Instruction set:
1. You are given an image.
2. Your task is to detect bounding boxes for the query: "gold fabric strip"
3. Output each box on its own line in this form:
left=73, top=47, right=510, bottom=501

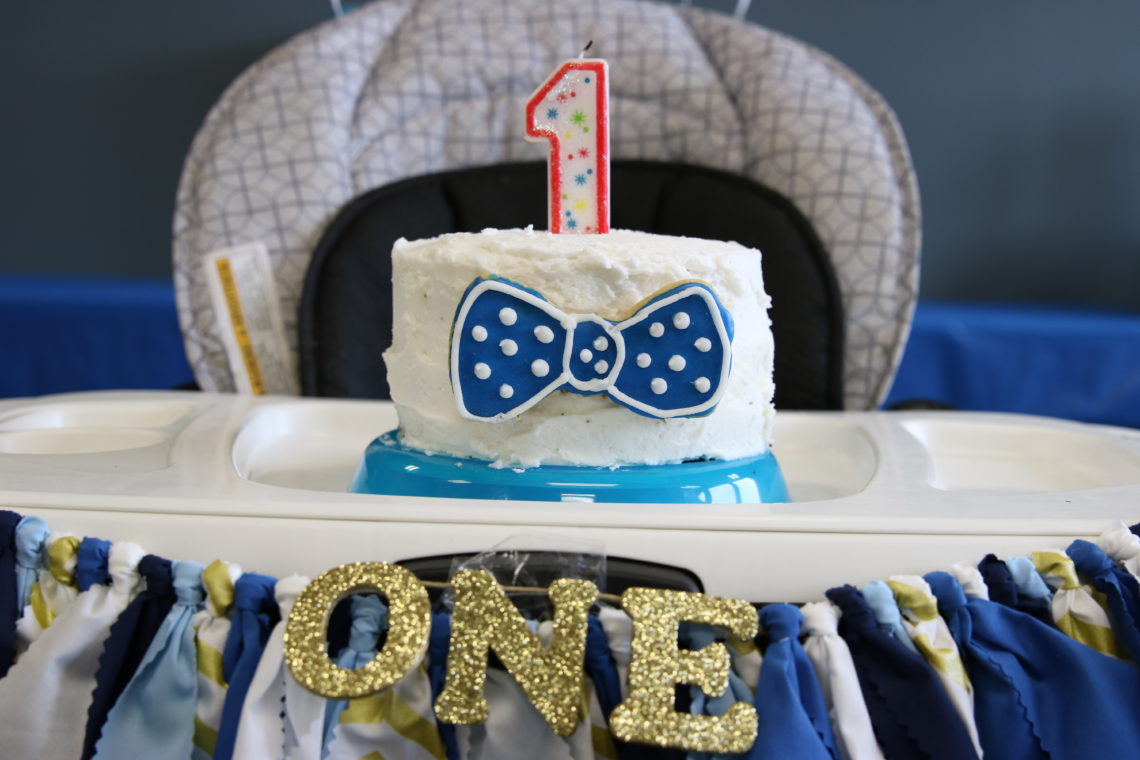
left=28, top=582, right=54, bottom=630
left=46, top=535, right=80, bottom=588
left=202, top=560, right=236, bottom=617
left=1056, top=612, right=1128, bottom=659
left=339, top=684, right=447, bottom=760
left=193, top=715, right=218, bottom=756
left=197, top=640, right=226, bottom=688
left=387, top=690, right=447, bottom=760
left=592, top=723, right=620, bottom=760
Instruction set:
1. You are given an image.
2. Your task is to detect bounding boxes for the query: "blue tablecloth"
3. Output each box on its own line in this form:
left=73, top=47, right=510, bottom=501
left=1, top=278, right=1137, bottom=428
left=0, top=276, right=193, bottom=398
left=884, top=302, right=1140, bottom=428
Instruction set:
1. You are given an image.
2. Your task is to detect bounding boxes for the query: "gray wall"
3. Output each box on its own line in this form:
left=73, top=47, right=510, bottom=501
left=2, top=0, right=1138, bottom=309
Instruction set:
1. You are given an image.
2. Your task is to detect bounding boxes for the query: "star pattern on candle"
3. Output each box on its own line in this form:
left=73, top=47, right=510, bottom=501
left=525, top=59, right=608, bottom=233
left=524, top=66, right=606, bottom=235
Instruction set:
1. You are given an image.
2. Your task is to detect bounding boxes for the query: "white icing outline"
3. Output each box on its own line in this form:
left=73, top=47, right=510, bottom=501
left=452, top=280, right=730, bottom=422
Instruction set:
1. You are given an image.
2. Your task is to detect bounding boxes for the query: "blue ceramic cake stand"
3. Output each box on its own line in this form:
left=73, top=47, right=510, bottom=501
left=350, top=431, right=789, bottom=503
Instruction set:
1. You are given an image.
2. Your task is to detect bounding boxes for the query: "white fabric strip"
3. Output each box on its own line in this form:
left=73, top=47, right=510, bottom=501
left=456, top=667, right=578, bottom=760
left=597, top=605, right=631, bottom=699
left=1097, top=520, right=1140, bottom=581
left=280, top=648, right=328, bottom=760
left=232, top=574, right=309, bottom=760
left=950, top=563, right=990, bottom=600
left=801, top=601, right=885, bottom=760
left=0, top=541, right=144, bottom=758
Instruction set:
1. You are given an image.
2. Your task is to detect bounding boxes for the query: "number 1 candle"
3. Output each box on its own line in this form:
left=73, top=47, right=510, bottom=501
left=525, top=54, right=609, bottom=234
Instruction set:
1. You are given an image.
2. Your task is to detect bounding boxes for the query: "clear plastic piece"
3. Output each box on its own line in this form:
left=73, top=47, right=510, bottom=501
left=442, top=534, right=607, bottom=618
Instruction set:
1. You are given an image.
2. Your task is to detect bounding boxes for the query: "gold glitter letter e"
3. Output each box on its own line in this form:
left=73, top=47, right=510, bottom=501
left=609, top=587, right=758, bottom=753
left=435, top=570, right=597, bottom=736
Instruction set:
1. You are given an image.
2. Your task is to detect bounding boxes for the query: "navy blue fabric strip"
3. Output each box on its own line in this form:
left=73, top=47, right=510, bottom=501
left=81, top=554, right=175, bottom=760
left=826, top=584, right=980, bottom=760
left=0, top=510, right=23, bottom=678
left=212, top=572, right=279, bottom=760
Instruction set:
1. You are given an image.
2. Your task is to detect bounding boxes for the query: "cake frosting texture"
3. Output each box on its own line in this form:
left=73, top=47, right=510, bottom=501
left=383, top=228, right=774, bottom=467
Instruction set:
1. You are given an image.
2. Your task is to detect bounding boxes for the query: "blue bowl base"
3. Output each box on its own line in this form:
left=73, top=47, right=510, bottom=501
left=350, top=431, right=789, bottom=504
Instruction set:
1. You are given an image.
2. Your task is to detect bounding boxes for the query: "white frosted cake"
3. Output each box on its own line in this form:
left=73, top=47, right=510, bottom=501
left=382, top=228, right=774, bottom=468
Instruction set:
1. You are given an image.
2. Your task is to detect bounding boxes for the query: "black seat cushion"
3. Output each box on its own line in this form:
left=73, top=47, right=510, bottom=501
left=299, top=160, right=843, bottom=410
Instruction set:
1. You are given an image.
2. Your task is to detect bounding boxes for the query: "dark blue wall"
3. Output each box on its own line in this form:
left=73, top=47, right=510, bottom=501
left=2, top=0, right=1138, bottom=310
left=729, top=0, right=1140, bottom=310
left=0, top=0, right=330, bottom=278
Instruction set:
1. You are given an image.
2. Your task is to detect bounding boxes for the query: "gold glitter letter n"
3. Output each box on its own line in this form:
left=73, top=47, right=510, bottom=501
left=434, top=570, right=597, bottom=736
left=609, top=587, right=759, bottom=753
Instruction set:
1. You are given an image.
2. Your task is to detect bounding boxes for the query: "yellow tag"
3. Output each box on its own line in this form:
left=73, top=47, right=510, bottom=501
left=214, top=257, right=266, bottom=394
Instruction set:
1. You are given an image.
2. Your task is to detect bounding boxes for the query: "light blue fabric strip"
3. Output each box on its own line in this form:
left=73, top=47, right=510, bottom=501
left=683, top=623, right=753, bottom=716
left=863, top=581, right=921, bottom=656
left=92, top=560, right=204, bottom=760
left=13, top=516, right=49, bottom=609
left=1006, top=557, right=1054, bottom=603
left=684, top=623, right=756, bottom=760
left=321, top=594, right=388, bottom=758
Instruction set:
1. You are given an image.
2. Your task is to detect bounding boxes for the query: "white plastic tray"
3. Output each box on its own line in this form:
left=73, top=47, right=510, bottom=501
left=1, top=391, right=1137, bottom=600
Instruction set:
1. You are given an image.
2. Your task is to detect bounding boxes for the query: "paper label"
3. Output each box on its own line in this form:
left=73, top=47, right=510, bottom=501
left=204, top=243, right=298, bottom=395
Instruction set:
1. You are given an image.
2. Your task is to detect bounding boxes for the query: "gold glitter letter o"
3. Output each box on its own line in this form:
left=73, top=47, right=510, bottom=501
left=609, top=587, right=759, bottom=753
left=284, top=562, right=430, bottom=699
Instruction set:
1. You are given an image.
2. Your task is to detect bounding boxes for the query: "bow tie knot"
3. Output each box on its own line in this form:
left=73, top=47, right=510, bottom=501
left=450, top=277, right=734, bottom=422
left=566, top=317, right=620, bottom=389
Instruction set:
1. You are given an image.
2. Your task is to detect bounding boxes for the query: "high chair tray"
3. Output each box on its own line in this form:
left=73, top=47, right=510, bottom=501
left=1, top=391, right=1137, bottom=600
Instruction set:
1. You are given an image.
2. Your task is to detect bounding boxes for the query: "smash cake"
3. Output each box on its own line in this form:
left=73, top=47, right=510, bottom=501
left=351, top=55, right=787, bottom=502
left=383, top=228, right=774, bottom=468
left=350, top=227, right=787, bottom=502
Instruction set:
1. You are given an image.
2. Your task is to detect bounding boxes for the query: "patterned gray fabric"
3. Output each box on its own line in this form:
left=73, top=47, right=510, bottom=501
left=174, top=0, right=919, bottom=409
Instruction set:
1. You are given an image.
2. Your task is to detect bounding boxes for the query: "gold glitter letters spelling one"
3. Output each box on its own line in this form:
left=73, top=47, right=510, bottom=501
left=284, top=562, right=431, bottom=699
left=284, top=562, right=761, bottom=751
left=609, top=587, right=759, bottom=753
left=434, top=570, right=597, bottom=736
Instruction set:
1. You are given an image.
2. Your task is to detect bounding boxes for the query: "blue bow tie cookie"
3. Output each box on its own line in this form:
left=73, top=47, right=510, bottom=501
left=450, top=276, right=734, bottom=421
